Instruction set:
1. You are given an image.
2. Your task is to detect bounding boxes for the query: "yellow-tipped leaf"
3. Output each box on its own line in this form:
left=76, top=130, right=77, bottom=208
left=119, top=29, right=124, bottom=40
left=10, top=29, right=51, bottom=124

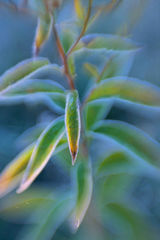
left=0, top=144, right=34, bottom=198
left=74, top=0, right=85, bottom=21
left=33, top=14, right=52, bottom=56
left=65, top=90, right=81, bottom=165
left=17, top=117, right=65, bottom=193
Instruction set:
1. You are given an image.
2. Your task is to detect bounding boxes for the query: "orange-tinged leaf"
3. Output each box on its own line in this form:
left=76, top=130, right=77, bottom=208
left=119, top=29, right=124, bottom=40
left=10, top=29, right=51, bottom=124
left=74, top=0, right=85, bottom=20
left=0, top=144, right=34, bottom=198
left=17, top=117, right=65, bottom=193
left=65, top=90, right=81, bottom=165
left=33, top=14, right=52, bottom=56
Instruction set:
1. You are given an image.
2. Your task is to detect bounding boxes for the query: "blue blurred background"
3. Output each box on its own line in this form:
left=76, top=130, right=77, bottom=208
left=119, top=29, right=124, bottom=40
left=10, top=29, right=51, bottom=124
left=0, top=0, right=160, bottom=239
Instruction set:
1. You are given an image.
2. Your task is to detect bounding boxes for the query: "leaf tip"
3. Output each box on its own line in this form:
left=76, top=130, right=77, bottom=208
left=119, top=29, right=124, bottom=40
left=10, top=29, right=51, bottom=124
left=71, top=150, right=77, bottom=165
left=71, top=218, right=80, bottom=232
left=33, top=45, right=40, bottom=58
left=16, top=179, right=30, bottom=194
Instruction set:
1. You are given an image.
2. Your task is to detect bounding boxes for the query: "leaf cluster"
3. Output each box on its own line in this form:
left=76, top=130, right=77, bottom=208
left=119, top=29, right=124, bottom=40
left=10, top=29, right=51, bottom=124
left=0, top=1, right=159, bottom=239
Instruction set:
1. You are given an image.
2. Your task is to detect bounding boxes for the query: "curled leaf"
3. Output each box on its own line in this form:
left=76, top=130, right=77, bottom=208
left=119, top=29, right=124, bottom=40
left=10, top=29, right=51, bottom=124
left=0, top=144, right=34, bottom=198
left=71, top=158, right=93, bottom=230
left=17, top=117, right=65, bottom=193
left=65, top=90, right=81, bottom=165
left=0, top=58, right=49, bottom=91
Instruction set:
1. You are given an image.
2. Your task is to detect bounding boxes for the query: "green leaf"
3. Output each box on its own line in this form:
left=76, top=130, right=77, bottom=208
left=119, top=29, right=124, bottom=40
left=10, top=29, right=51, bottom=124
left=78, top=34, right=138, bottom=51
left=0, top=187, right=54, bottom=223
left=0, top=79, right=66, bottom=113
left=16, top=122, right=50, bottom=148
left=60, top=28, right=77, bottom=54
left=0, top=144, right=34, bottom=198
left=20, top=64, right=63, bottom=81
left=68, top=55, right=76, bottom=77
left=0, top=79, right=65, bottom=97
left=33, top=14, right=52, bottom=56
left=97, top=151, right=146, bottom=177
left=71, top=158, right=93, bottom=230
left=65, top=90, right=81, bottom=165
left=16, top=122, right=67, bottom=152
left=46, top=93, right=66, bottom=112
left=98, top=51, right=136, bottom=80
left=103, top=203, right=153, bottom=240
left=20, top=194, right=74, bottom=240
left=71, top=48, right=135, bottom=99
left=0, top=58, right=49, bottom=91
left=96, top=173, right=134, bottom=206
left=92, top=120, right=160, bottom=168
left=87, top=77, right=160, bottom=107
left=17, top=117, right=65, bottom=193
left=84, top=99, right=113, bottom=130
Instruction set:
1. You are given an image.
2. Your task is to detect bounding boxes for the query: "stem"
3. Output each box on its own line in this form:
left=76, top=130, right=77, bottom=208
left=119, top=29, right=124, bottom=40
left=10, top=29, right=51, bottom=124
left=52, top=24, right=75, bottom=90
left=67, top=0, right=93, bottom=56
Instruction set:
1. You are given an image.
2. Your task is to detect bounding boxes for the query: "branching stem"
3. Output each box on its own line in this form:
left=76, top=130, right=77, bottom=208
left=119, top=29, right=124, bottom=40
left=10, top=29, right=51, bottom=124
left=67, top=0, right=93, bottom=56
left=52, top=24, right=75, bottom=90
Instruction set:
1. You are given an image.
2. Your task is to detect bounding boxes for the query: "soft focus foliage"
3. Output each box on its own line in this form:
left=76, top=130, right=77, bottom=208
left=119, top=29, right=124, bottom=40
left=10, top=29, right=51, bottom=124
left=0, top=0, right=160, bottom=240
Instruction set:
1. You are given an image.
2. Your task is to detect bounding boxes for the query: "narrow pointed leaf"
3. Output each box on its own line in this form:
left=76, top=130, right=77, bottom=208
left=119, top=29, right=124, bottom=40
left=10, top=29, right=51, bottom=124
left=92, top=120, right=160, bottom=168
left=16, top=122, right=67, bottom=151
left=0, top=58, right=49, bottom=91
left=74, top=0, right=85, bottom=20
left=87, top=77, right=160, bottom=107
left=0, top=79, right=64, bottom=97
left=33, top=14, right=52, bottom=56
left=17, top=117, right=65, bottom=193
left=16, top=122, right=50, bottom=148
left=71, top=159, right=93, bottom=230
left=65, top=90, right=81, bottom=165
left=0, top=144, right=34, bottom=198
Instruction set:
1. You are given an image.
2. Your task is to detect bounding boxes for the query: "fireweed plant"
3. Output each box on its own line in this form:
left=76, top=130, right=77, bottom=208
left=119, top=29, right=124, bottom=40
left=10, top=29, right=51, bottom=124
left=0, top=0, right=160, bottom=239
